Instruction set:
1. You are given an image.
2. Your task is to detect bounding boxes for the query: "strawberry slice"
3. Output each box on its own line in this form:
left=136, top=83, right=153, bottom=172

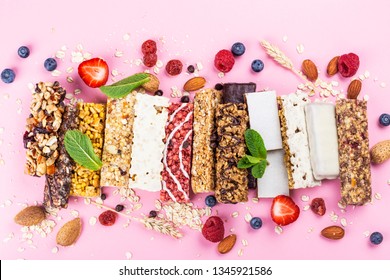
left=271, top=195, right=300, bottom=226
left=78, top=58, right=109, bottom=88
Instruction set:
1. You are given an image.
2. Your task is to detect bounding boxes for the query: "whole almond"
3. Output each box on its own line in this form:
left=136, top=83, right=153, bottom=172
left=217, top=234, right=237, bottom=254
left=370, top=140, right=390, bottom=164
left=327, top=56, right=339, bottom=76
left=321, top=226, right=345, bottom=240
left=14, top=206, right=46, bottom=226
left=56, top=217, right=82, bottom=246
left=141, top=74, right=160, bottom=93
left=301, top=59, right=318, bottom=82
left=183, top=77, right=206, bottom=92
left=347, top=79, right=362, bottom=99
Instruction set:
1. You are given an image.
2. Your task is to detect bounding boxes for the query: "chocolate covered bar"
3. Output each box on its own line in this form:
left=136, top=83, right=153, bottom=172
left=336, top=99, right=371, bottom=205
left=191, top=89, right=222, bottom=193
left=222, top=82, right=256, bottom=103
left=24, top=81, right=66, bottom=176
left=43, top=105, right=78, bottom=209
left=161, top=103, right=194, bottom=203
left=100, top=94, right=136, bottom=187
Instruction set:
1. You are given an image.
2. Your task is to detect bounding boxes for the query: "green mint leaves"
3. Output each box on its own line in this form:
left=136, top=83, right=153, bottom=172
left=64, top=130, right=102, bottom=171
left=100, top=73, right=150, bottom=99
left=237, top=129, right=268, bottom=178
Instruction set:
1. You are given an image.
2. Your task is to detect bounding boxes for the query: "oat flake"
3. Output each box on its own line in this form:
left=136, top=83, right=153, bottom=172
left=380, top=82, right=386, bottom=88
left=244, top=213, right=252, bottom=223
left=340, top=218, right=347, bottom=227
left=374, top=193, right=382, bottom=200
left=238, top=249, right=243, bottom=257
left=89, top=216, right=97, bottom=226
left=275, top=225, right=283, bottom=234
left=231, top=211, right=239, bottom=218
left=296, top=44, right=305, bottom=54
left=52, top=246, right=59, bottom=254
left=303, top=205, right=310, bottom=211
left=301, top=195, right=309, bottom=202
left=125, top=251, right=133, bottom=259
left=71, top=210, right=79, bottom=217
left=363, top=230, right=370, bottom=237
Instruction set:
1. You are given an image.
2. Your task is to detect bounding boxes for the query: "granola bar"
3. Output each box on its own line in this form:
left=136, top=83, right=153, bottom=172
left=43, top=105, right=78, bottom=209
left=215, top=103, right=249, bottom=203
left=24, top=81, right=66, bottom=176
left=100, top=94, right=136, bottom=187
left=336, top=99, right=372, bottom=205
left=191, top=89, right=222, bottom=193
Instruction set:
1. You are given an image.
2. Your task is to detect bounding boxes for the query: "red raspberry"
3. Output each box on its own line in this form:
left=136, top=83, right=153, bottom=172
left=214, top=49, right=235, bottom=73
left=166, top=59, right=183, bottom=76
left=98, top=210, right=117, bottom=226
left=141, top=39, right=157, bottom=55
left=202, top=216, right=225, bottom=242
left=143, top=53, right=158, bottom=67
left=338, top=53, right=360, bottom=77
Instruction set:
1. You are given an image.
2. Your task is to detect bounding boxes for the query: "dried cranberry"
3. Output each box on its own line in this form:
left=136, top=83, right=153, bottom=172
left=166, top=59, right=183, bottom=76
left=310, top=198, right=326, bottom=216
left=214, top=49, right=235, bottom=73
left=338, top=53, right=360, bottom=78
left=143, top=53, right=157, bottom=67
left=141, top=39, right=157, bottom=55
left=98, top=210, right=117, bottom=226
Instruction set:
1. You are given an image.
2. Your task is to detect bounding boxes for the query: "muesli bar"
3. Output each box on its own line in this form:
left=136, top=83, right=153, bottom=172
left=43, top=105, right=78, bottom=209
left=336, top=99, right=372, bottom=205
left=70, top=103, right=106, bottom=197
left=191, top=89, right=222, bottom=193
left=24, top=81, right=66, bottom=176
left=161, top=103, right=194, bottom=203
left=100, top=94, right=136, bottom=187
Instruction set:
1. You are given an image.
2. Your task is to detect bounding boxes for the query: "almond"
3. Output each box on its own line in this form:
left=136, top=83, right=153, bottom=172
left=217, top=234, right=236, bottom=254
left=370, top=140, right=390, bottom=164
left=321, top=225, right=345, bottom=240
left=183, top=77, right=206, bottom=92
left=327, top=56, right=339, bottom=76
left=141, top=74, right=160, bottom=93
left=56, top=217, right=82, bottom=246
left=347, top=79, right=362, bottom=99
left=301, top=59, right=318, bottom=82
left=14, top=206, right=46, bottom=226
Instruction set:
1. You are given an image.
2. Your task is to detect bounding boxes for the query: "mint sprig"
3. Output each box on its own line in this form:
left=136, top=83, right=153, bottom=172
left=237, top=129, right=268, bottom=178
left=99, top=73, right=150, bottom=99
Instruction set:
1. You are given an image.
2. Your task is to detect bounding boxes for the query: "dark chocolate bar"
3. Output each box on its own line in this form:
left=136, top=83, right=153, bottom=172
left=222, top=82, right=256, bottom=104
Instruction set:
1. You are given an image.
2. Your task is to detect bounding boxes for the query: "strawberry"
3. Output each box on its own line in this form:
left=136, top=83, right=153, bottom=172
left=271, top=195, right=300, bottom=226
left=78, top=58, right=109, bottom=88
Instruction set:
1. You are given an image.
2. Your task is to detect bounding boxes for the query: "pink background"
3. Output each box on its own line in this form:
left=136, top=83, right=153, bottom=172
left=0, top=0, right=389, bottom=260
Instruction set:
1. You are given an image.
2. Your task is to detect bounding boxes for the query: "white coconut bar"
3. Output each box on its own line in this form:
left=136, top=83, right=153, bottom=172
left=129, top=93, right=169, bottom=191
left=304, top=102, right=339, bottom=180
left=279, top=92, right=321, bottom=189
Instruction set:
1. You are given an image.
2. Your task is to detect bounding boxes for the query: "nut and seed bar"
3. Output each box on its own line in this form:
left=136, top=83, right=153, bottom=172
left=100, top=94, right=136, bottom=187
left=24, top=81, right=66, bottom=176
left=336, top=99, right=372, bottom=205
left=161, top=103, right=194, bottom=203
left=43, top=105, right=78, bottom=209
left=215, top=103, right=249, bottom=203
left=191, top=89, right=222, bottom=193
left=70, top=103, right=106, bottom=197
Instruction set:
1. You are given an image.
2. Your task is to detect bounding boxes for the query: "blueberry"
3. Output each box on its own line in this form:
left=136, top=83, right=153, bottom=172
left=214, top=83, right=223, bottom=90
left=44, top=58, right=57, bottom=71
left=250, top=217, right=262, bottom=229
left=18, top=46, right=30, bottom=58
left=370, top=232, right=383, bottom=245
left=149, top=210, right=157, bottom=218
left=115, top=204, right=124, bottom=212
left=1, top=68, right=15, bottom=83
left=154, top=90, right=163, bottom=96
left=187, top=65, right=195, bottom=73
left=231, top=42, right=246, bottom=56
left=379, top=113, right=390, bottom=126
left=181, top=95, right=190, bottom=103
left=205, top=195, right=217, bottom=207
left=100, top=193, right=107, bottom=200
left=251, top=59, right=264, bottom=73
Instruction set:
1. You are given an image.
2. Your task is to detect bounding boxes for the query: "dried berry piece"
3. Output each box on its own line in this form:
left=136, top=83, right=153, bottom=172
left=202, top=216, right=225, bottom=243
left=98, top=210, right=117, bottom=226
left=338, top=53, right=360, bottom=78
left=310, top=197, right=326, bottom=216
left=149, top=210, right=157, bottom=218
left=166, top=59, right=183, bottom=76
left=214, top=50, right=235, bottom=73
left=143, top=53, right=158, bottom=67
left=141, top=40, right=157, bottom=55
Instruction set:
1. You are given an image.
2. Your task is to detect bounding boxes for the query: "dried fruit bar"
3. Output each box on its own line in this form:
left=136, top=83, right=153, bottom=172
left=277, top=92, right=320, bottom=189
left=129, top=93, right=169, bottom=191
left=24, top=81, right=66, bottom=176
left=336, top=99, right=371, bottom=205
left=100, top=94, right=136, bottom=187
left=70, top=103, right=106, bottom=197
left=44, top=105, right=78, bottom=209
left=161, top=103, right=194, bottom=203
left=191, top=89, right=222, bottom=193
left=215, top=103, right=249, bottom=203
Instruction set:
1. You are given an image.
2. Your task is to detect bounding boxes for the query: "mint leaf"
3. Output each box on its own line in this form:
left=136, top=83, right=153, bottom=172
left=100, top=73, right=150, bottom=98
left=246, top=155, right=261, bottom=164
left=237, top=156, right=257, bottom=169
left=245, top=129, right=267, bottom=159
left=251, top=160, right=267, bottom=178
left=64, top=130, right=102, bottom=171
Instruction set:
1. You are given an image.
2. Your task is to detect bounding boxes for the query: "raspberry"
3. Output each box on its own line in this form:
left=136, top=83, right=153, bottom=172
left=338, top=53, right=359, bottom=78
left=143, top=53, right=158, bottom=67
left=98, top=210, right=117, bottom=226
left=214, top=49, right=235, bottom=73
left=166, top=59, right=183, bottom=76
left=202, top=216, right=224, bottom=242
left=141, top=39, right=157, bottom=55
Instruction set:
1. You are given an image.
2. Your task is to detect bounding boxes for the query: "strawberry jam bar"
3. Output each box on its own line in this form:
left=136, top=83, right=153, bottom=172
left=161, top=103, right=194, bottom=203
